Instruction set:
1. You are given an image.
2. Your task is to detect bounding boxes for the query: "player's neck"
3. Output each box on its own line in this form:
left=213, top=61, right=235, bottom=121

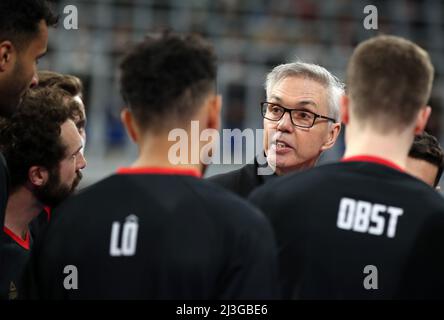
left=4, top=187, right=43, bottom=239
left=343, top=125, right=413, bottom=169
left=133, top=139, right=203, bottom=173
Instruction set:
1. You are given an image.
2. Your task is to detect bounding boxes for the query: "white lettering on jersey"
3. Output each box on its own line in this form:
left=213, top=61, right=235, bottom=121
left=110, top=215, right=139, bottom=257
left=337, top=197, right=403, bottom=238
left=386, top=207, right=403, bottom=238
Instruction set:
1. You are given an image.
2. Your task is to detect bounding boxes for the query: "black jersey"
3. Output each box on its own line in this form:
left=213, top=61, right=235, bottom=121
left=0, top=152, right=9, bottom=234
left=0, top=227, right=32, bottom=300
left=0, top=153, right=10, bottom=292
left=24, top=167, right=279, bottom=300
left=249, top=156, right=444, bottom=299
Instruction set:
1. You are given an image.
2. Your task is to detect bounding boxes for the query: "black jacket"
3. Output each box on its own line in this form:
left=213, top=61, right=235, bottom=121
left=0, top=153, right=9, bottom=227
left=208, top=154, right=277, bottom=198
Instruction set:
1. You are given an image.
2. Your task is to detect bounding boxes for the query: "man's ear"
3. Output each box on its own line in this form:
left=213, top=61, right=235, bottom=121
left=120, top=108, right=140, bottom=143
left=414, top=105, right=432, bottom=135
left=321, top=122, right=341, bottom=151
left=206, top=94, right=222, bottom=132
left=28, top=166, right=49, bottom=187
left=0, top=41, right=14, bottom=72
left=340, top=94, right=349, bottom=125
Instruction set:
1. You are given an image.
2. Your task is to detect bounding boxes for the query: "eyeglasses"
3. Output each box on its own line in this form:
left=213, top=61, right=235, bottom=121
left=261, top=102, right=336, bottom=128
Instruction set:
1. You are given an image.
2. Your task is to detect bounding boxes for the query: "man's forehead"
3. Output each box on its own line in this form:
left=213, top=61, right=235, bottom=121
left=61, top=120, right=83, bottom=150
left=269, top=76, right=328, bottom=106
left=270, top=76, right=328, bottom=97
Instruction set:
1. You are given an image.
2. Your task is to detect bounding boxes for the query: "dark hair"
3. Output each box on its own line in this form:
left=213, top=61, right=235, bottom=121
left=0, top=0, right=58, bottom=49
left=119, top=32, right=217, bottom=131
left=347, top=35, right=434, bottom=132
left=36, top=71, right=85, bottom=129
left=0, top=88, right=71, bottom=190
left=409, top=132, right=444, bottom=187
left=37, top=71, right=83, bottom=97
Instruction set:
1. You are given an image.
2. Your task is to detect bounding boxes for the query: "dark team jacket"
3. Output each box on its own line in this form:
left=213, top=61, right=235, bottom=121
left=208, top=154, right=277, bottom=198
left=0, top=153, right=8, bottom=230
left=0, top=206, right=48, bottom=300
left=0, top=153, right=10, bottom=291
left=249, top=155, right=444, bottom=299
left=0, top=227, right=32, bottom=300
left=24, top=167, right=279, bottom=300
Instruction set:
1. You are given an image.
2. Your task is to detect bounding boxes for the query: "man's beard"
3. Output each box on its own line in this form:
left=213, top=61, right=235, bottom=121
left=33, top=169, right=83, bottom=208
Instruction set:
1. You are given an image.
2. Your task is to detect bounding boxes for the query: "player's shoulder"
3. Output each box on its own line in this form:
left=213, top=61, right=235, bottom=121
left=188, top=177, right=272, bottom=227
left=57, top=173, right=269, bottom=229
left=250, top=162, right=340, bottom=200
left=70, top=174, right=121, bottom=199
left=208, top=163, right=256, bottom=184
left=50, top=174, right=127, bottom=215
left=277, top=161, right=342, bottom=185
left=408, top=180, right=444, bottom=211
left=191, top=177, right=263, bottom=209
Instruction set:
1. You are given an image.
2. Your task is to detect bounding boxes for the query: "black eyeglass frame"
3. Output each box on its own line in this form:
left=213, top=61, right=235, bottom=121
left=260, top=101, right=337, bottom=128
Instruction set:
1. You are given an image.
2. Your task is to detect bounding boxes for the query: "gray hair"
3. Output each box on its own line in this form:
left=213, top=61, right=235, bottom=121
left=265, top=61, right=345, bottom=121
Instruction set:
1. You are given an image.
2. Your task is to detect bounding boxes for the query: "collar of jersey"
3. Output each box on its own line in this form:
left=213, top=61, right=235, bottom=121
left=3, top=226, right=30, bottom=250
left=44, top=206, right=51, bottom=221
left=341, top=155, right=405, bottom=172
left=116, top=167, right=202, bottom=178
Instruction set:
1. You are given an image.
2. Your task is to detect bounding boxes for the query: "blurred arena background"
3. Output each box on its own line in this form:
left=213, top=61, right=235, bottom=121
left=40, top=0, right=444, bottom=187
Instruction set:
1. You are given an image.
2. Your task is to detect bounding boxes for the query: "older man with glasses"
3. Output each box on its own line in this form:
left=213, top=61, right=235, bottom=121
left=209, top=61, right=344, bottom=198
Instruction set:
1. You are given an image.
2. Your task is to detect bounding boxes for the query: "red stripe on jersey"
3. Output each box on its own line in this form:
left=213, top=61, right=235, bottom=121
left=342, top=155, right=405, bottom=172
left=44, top=206, right=51, bottom=221
left=3, top=226, right=30, bottom=250
left=117, top=167, right=202, bottom=178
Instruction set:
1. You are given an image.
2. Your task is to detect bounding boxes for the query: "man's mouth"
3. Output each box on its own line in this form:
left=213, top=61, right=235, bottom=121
left=274, top=139, right=293, bottom=149
left=276, top=141, right=290, bottom=149
left=270, top=139, right=293, bottom=154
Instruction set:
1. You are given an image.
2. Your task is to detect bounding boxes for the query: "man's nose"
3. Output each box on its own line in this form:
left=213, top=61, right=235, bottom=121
left=77, top=151, right=87, bottom=170
left=277, top=111, right=294, bottom=132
